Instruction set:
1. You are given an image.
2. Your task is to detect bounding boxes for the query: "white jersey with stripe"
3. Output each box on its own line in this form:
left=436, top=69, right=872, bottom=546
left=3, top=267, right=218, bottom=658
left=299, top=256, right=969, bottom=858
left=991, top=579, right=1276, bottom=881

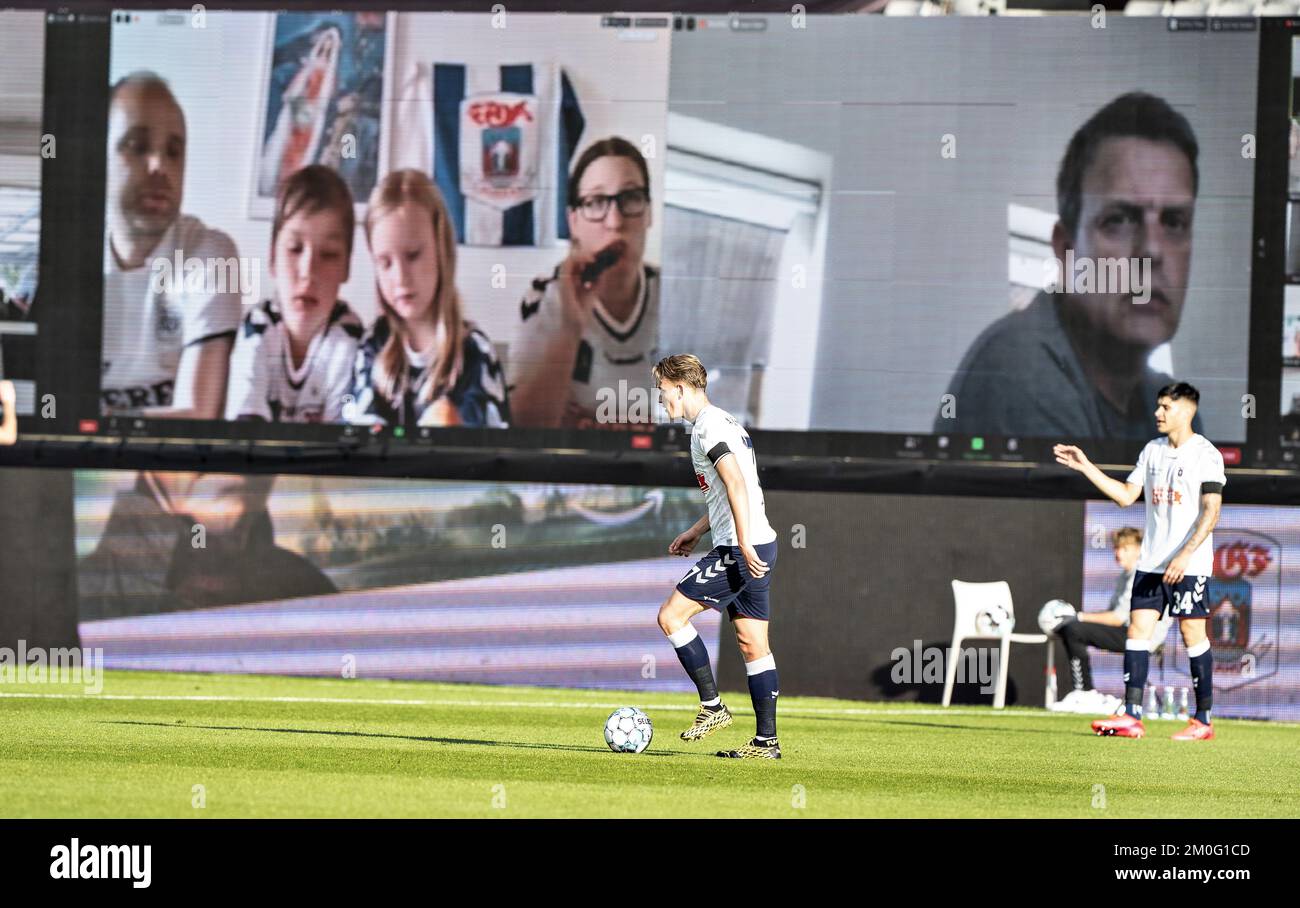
left=224, top=298, right=363, bottom=423
left=1126, top=434, right=1227, bottom=576
left=689, top=404, right=776, bottom=548
left=514, top=263, right=659, bottom=427
left=101, top=215, right=242, bottom=413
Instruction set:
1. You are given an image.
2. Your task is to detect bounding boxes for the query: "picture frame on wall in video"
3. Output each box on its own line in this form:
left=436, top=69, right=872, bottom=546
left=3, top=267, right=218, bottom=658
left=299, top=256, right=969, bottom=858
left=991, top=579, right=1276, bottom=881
left=250, top=10, right=393, bottom=219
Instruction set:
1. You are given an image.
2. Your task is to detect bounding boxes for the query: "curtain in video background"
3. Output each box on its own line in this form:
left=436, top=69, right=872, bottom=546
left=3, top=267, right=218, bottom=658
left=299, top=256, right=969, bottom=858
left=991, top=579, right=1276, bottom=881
left=659, top=206, right=785, bottom=426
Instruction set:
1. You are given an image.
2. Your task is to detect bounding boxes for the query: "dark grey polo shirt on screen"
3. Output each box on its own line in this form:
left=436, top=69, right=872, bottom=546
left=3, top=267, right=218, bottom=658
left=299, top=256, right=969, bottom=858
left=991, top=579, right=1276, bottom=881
left=934, top=291, right=1201, bottom=440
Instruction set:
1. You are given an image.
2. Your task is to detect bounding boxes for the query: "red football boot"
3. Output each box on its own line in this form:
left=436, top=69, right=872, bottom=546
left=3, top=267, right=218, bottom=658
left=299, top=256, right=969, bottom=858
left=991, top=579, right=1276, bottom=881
left=1091, top=712, right=1146, bottom=738
left=1171, top=718, right=1215, bottom=741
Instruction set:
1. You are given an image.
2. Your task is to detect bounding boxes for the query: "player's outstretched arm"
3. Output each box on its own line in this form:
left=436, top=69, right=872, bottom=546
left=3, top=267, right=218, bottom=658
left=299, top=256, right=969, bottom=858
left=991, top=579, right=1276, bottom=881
left=1053, top=444, right=1142, bottom=507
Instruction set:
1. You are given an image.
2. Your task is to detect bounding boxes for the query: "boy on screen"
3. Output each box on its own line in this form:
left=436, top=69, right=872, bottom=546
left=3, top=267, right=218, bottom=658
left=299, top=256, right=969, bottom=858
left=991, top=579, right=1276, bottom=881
left=1054, top=382, right=1224, bottom=741
left=225, top=166, right=363, bottom=423
left=654, top=354, right=782, bottom=759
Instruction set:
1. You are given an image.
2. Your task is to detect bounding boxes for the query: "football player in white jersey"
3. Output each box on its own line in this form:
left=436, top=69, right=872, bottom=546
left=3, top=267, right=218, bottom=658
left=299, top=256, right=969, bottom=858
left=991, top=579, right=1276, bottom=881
left=653, top=354, right=783, bottom=759
left=102, top=72, right=241, bottom=419
left=1055, top=382, right=1225, bottom=741
left=510, top=138, right=659, bottom=429
left=225, top=166, right=363, bottom=423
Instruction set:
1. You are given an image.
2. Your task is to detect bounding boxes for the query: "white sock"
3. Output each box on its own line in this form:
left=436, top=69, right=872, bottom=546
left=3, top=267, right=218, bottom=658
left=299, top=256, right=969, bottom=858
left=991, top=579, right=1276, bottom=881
left=666, top=623, right=699, bottom=648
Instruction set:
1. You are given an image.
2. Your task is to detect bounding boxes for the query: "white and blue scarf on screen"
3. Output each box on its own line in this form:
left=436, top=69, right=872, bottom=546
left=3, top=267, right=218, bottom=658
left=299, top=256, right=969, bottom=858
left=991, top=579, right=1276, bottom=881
left=432, top=62, right=585, bottom=247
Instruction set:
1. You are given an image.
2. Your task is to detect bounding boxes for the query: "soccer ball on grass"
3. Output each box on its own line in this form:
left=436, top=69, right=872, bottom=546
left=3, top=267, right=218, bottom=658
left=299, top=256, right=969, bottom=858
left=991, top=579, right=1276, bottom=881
left=604, top=707, right=653, bottom=753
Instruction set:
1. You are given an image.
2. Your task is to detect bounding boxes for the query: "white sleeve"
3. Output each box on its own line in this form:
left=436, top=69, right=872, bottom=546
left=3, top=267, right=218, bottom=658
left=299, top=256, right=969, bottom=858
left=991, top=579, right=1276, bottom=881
left=1202, top=447, right=1227, bottom=489
left=511, top=276, right=566, bottom=368
left=692, top=412, right=714, bottom=461
left=223, top=320, right=272, bottom=421
left=182, top=227, right=243, bottom=347
left=697, top=412, right=738, bottom=466
left=1125, top=443, right=1150, bottom=487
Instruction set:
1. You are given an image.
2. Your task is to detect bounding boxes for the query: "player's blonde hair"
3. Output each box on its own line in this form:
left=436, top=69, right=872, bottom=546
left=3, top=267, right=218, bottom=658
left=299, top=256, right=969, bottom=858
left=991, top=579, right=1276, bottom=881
left=652, top=354, right=707, bottom=390
left=1112, top=527, right=1142, bottom=548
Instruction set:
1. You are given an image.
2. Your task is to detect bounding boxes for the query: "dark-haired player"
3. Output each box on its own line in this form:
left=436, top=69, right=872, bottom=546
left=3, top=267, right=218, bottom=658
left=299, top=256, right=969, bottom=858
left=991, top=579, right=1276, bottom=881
left=1055, top=382, right=1224, bottom=741
left=654, top=353, right=782, bottom=759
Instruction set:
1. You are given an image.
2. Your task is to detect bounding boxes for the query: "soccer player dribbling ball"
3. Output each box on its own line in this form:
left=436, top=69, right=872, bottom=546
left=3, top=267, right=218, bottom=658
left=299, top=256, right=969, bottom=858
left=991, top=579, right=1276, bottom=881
left=653, top=354, right=782, bottom=759
left=1054, top=382, right=1225, bottom=741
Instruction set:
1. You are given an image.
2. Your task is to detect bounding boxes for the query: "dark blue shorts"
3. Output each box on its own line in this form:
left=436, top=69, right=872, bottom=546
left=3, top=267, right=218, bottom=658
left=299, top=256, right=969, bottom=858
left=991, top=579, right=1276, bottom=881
left=1131, top=569, right=1211, bottom=619
left=675, top=541, right=778, bottom=621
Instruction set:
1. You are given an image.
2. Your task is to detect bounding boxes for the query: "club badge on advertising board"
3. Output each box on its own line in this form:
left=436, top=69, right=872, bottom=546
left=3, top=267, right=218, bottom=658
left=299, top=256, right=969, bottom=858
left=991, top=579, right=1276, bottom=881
left=1205, top=531, right=1280, bottom=690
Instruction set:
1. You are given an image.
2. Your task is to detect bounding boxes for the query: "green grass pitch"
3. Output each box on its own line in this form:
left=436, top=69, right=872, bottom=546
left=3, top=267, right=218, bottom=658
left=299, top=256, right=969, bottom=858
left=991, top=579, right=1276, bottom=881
left=3, top=670, right=1298, bottom=818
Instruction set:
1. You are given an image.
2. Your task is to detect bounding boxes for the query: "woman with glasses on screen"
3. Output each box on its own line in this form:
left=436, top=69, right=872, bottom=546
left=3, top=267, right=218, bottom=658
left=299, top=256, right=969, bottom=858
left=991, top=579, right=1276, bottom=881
left=509, top=137, right=660, bottom=429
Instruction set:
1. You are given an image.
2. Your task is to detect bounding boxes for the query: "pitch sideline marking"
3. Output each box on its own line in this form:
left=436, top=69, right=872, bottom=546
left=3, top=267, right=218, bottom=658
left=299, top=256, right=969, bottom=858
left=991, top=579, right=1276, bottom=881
left=1, top=690, right=1295, bottom=726
left=0, top=690, right=1052, bottom=717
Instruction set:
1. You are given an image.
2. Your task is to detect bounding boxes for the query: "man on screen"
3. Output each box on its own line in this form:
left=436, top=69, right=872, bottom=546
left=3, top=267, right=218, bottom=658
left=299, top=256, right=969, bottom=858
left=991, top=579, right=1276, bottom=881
left=78, top=471, right=336, bottom=620
left=102, top=71, right=242, bottom=420
left=936, top=92, right=1203, bottom=441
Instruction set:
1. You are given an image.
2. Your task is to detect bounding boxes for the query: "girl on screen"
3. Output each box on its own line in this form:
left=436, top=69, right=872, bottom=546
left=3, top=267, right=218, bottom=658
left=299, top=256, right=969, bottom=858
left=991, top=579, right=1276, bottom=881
left=348, top=169, right=509, bottom=428
left=225, top=165, right=364, bottom=423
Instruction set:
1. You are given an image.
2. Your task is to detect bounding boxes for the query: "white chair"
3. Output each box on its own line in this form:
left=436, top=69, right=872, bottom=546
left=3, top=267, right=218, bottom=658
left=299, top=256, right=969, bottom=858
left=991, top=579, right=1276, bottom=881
left=943, top=580, right=1051, bottom=709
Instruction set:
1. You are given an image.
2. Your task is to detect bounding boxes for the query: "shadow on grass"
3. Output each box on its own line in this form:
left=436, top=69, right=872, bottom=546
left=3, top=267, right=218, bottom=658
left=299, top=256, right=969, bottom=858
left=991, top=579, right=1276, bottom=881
left=853, top=718, right=1071, bottom=735
left=778, top=713, right=1069, bottom=735
left=103, top=720, right=682, bottom=758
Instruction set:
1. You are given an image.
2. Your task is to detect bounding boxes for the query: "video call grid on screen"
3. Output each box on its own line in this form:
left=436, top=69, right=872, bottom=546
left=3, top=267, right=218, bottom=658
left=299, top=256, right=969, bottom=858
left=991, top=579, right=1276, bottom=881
left=0, top=10, right=45, bottom=415
left=70, top=12, right=1265, bottom=456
